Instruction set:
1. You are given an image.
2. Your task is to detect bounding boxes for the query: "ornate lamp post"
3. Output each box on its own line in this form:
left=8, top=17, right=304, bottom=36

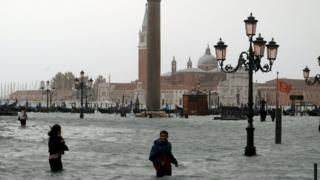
left=40, top=80, right=55, bottom=112
left=303, top=56, right=320, bottom=85
left=303, top=56, right=320, bottom=131
left=214, top=13, right=279, bottom=156
left=74, top=71, right=93, bottom=119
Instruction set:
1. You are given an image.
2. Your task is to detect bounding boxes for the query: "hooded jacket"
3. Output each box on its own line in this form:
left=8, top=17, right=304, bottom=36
left=149, top=138, right=177, bottom=165
left=48, top=135, right=69, bottom=155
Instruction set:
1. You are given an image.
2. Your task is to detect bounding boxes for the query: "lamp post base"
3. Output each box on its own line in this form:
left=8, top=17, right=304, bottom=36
left=244, top=126, right=256, bottom=156
left=80, top=113, right=84, bottom=119
left=245, top=146, right=256, bottom=156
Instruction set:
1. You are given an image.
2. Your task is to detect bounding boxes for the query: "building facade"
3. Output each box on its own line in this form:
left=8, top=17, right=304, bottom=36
left=217, top=67, right=256, bottom=106
left=257, top=79, right=320, bottom=107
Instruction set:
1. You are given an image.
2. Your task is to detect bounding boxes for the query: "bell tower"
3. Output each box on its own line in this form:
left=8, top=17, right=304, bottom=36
left=138, top=3, right=148, bottom=83
left=171, top=56, right=177, bottom=74
left=187, top=57, right=192, bottom=68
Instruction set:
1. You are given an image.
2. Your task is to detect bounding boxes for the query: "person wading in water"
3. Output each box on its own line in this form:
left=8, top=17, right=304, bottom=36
left=18, top=107, right=27, bottom=127
left=48, top=124, right=69, bottom=172
left=149, top=130, right=178, bottom=177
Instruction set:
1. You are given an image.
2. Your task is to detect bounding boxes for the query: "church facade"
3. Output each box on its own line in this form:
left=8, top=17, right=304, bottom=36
left=97, top=4, right=252, bottom=108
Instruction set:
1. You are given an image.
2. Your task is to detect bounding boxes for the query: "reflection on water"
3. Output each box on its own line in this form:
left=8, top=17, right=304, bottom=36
left=0, top=113, right=319, bottom=180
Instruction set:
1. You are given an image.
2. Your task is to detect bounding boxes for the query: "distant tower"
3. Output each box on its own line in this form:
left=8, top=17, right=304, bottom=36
left=171, top=56, right=177, bottom=74
left=187, top=57, right=192, bottom=68
left=138, top=3, right=148, bottom=83
left=108, top=73, right=111, bottom=93
left=146, top=0, right=161, bottom=110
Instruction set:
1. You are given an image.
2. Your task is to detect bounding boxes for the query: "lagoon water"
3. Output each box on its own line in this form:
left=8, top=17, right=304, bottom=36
left=0, top=113, right=319, bottom=180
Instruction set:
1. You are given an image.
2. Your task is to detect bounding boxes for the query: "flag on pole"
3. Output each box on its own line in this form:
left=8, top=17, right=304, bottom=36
left=277, top=80, right=291, bottom=94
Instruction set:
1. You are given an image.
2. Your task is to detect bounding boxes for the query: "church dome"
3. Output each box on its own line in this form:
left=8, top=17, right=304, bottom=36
left=197, top=46, right=218, bottom=71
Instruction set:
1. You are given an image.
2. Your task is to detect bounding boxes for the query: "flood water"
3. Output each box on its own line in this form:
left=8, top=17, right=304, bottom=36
left=0, top=113, right=319, bottom=180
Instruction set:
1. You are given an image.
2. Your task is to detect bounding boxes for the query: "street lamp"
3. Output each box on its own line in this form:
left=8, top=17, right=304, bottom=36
left=303, top=56, right=320, bottom=85
left=74, top=70, right=93, bottom=119
left=40, top=80, right=55, bottom=112
left=214, top=13, right=279, bottom=156
left=303, top=56, right=320, bottom=132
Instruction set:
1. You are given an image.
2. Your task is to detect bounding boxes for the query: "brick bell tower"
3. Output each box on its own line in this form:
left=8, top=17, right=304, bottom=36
left=138, top=3, right=148, bottom=83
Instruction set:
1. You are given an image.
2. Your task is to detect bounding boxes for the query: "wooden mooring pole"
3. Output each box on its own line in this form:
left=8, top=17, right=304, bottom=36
left=315, top=163, right=318, bottom=180
left=275, top=106, right=282, bottom=144
left=275, top=72, right=282, bottom=144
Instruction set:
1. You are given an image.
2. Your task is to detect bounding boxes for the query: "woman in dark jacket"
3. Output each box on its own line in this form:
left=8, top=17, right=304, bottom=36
left=48, top=124, right=69, bottom=172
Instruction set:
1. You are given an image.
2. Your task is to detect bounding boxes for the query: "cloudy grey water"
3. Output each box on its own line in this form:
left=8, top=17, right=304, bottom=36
left=0, top=113, right=319, bottom=180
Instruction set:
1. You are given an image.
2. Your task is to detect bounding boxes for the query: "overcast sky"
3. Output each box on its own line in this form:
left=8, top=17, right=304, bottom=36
left=1, top=0, right=319, bottom=84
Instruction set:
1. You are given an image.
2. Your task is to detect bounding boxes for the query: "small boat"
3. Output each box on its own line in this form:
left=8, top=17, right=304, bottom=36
left=135, top=110, right=168, bottom=118
left=283, top=109, right=295, bottom=116
left=214, top=106, right=247, bottom=120
left=0, top=111, right=18, bottom=116
left=97, top=107, right=116, bottom=114
left=308, top=109, right=320, bottom=116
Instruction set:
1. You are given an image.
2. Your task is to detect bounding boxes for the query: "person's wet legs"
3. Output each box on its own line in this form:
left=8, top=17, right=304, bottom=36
left=49, top=158, right=63, bottom=172
left=20, top=120, right=26, bottom=127
left=156, top=165, right=171, bottom=177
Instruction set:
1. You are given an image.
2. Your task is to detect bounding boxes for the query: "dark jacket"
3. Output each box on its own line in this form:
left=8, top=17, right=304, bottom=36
left=48, top=135, right=69, bottom=155
left=149, top=139, right=177, bottom=166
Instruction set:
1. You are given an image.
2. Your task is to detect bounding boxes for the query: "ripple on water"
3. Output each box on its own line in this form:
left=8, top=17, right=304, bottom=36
left=1, top=114, right=320, bottom=179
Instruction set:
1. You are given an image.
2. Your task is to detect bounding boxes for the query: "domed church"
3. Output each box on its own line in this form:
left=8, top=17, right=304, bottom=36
left=159, top=46, right=225, bottom=90
left=130, top=3, right=250, bottom=107
left=97, top=4, right=252, bottom=107
left=134, top=3, right=252, bottom=107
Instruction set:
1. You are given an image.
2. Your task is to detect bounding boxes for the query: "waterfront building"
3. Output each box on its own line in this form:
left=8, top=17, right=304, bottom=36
left=257, top=78, right=320, bottom=107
